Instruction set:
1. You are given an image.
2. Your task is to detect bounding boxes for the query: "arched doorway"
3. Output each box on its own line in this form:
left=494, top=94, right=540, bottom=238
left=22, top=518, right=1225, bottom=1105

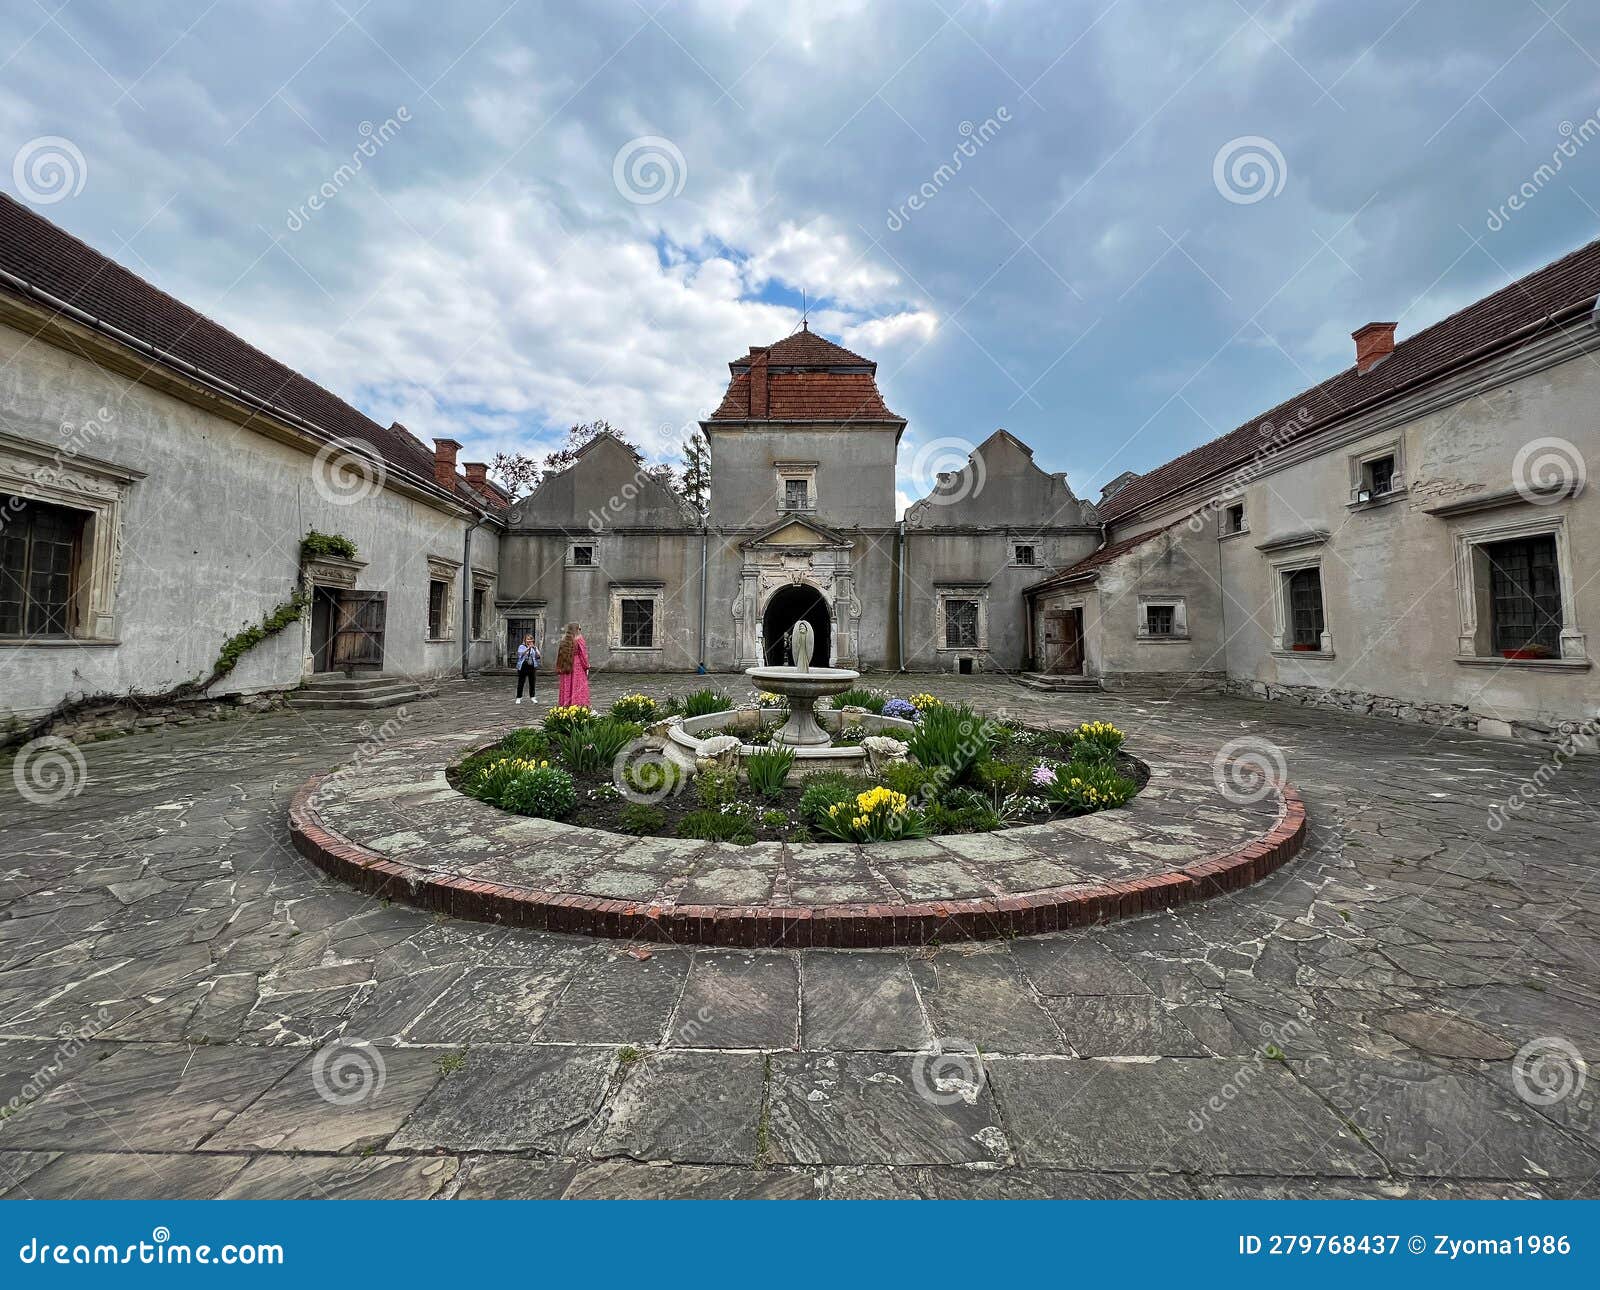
left=762, top=584, right=831, bottom=666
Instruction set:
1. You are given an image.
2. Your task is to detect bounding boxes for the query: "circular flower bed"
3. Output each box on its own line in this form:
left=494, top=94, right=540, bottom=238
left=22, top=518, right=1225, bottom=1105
left=446, top=688, right=1146, bottom=845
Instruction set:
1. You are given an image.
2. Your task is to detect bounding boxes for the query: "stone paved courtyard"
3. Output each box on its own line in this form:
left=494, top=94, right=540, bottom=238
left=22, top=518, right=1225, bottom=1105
left=1, top=674, right=1597, bottom=1199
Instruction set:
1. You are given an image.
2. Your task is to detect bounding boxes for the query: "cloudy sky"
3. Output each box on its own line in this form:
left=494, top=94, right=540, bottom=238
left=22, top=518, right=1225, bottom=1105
left=4, top=0, right=1599, bottom=509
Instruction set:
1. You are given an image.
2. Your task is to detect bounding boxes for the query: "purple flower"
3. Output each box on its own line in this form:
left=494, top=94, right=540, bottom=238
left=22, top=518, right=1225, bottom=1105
left=1031, top=764, right=1057, bottom=787
left=882, top=698, right=917, bottom=721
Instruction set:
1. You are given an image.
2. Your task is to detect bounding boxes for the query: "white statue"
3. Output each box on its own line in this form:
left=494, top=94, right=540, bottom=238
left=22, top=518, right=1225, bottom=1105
left=791, top=619, right=813, bottom=671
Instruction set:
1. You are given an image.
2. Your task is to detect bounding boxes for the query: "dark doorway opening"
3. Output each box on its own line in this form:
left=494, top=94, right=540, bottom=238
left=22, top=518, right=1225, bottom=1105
left=310, top=587, right=340, bottom=673
left=762, top=584, right=831, bottom=666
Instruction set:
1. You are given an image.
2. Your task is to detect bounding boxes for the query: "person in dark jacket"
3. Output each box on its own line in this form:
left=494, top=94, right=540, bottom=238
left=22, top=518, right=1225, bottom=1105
left=515, top=633, right=541, bottom=704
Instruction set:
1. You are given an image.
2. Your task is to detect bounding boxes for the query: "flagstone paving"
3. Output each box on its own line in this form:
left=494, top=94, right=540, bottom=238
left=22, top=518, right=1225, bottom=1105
left=0, top=674, right=1597, bottom=1198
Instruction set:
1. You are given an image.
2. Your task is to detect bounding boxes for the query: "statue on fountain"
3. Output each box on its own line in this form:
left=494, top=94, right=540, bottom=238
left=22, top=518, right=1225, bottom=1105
left=747, top=615, right=857, bottom=747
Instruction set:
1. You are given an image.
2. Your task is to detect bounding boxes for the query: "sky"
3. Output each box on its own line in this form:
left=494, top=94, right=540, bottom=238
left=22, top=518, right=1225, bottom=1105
left=4, top=0, right=1600, bottom=513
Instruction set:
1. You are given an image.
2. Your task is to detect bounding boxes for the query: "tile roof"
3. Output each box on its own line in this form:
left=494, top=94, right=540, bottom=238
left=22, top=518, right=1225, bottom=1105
left=1098, top=237, right=1600, bottom=522
left=710, top=326, right=903, bottom=422
left=0, top=195, right=499, bottom=512
left=1024, top=524, right=1175, bottom=594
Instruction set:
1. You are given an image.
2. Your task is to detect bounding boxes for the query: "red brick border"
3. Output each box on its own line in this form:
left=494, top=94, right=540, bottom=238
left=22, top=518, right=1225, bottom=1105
left=288, top=776, right=1306, bottom=948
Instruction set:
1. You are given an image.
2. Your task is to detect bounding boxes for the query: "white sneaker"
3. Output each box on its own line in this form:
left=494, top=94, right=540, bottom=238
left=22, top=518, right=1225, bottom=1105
left=515, top=698, right=522, bottom=704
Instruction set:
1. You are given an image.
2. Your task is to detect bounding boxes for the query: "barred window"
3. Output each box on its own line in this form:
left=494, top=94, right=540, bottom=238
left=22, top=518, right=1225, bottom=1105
left=620, top=597, right=655, bottom=648
left=0, top=495, right=84, bottom=638
left=428, top=579, right=448, bottom=638
left=1286, top=567, right=1324, bottom=649
left=1145, top=604, right=1175, bottom=636
left=1485, top=536, right=1562, bottom=654
left=783, top=478, right=810, bottom=510
left=1014, top=544, right=1035, bottom=565
left=945, top=598, right=979, bottom=649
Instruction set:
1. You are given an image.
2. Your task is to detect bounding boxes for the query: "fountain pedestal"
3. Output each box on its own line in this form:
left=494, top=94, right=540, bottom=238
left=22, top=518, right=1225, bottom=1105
left=745, top=663, right=859, bottom=748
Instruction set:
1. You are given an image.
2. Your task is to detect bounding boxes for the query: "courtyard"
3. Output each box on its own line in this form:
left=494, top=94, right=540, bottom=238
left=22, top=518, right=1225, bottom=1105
left=1, top=675, right=1595, bottom=1200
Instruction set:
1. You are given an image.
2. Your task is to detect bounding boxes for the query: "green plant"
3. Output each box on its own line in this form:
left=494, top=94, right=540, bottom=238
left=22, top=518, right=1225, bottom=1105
left=542, top=704, right=593, bottom=736
left=905, top=703, right=993, bottom=783
left=500, top=763, right=578, bottom=818
left=555, top=717, right=643, bottom=775
left=695, top=766, right=741, bottom=810
left=619, top=802, right=667, bottom=835
left=813, top=785, right=931, bottom=842
left=300, top=530, right=358, bottom=561
left=209, top=589, right=308, bottom=687
left=972, top=758, right=1022, bottom=795
left=759, top=808, right=789, bottom=829
left=436, top=1049, right=468, bottom=1076
left=834, top=687, right=886, bottom=713
left=1040, top=760, right=1136, bottom=813
left=501, top=728, right=550, bottom=760
left=744, top=745, right=796, bottom=799
left=610, top=693, right=660, bottom=723
left=473, top=755, right=550, bottom=802
left=622, top=756, right=683, bottom=800
left=682, top=687, right=732, bottom=717
left=676, top=809, right=755, bottom=844
left=878, top=760, right=943, bottom=803
left=837, top=723, right=868, bottom=744
left=1070, top=720, right=1125, bottom=764
left=799, top=772, right=868, bottom=823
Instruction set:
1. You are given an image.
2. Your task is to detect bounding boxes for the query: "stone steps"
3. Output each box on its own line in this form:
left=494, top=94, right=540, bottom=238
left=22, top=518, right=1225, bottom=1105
left=288, top=673, right=436, bottom=711
left=1017, top=672, right=1102, bottom=693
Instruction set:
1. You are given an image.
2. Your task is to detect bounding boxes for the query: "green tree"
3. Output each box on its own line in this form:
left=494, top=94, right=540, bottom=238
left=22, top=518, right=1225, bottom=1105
left=680, top=430, right=712, bottom=515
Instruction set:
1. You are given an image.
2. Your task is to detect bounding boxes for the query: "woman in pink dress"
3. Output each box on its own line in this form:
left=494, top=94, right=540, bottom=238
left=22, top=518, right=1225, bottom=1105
left=556, top=622, right=590, bottom=708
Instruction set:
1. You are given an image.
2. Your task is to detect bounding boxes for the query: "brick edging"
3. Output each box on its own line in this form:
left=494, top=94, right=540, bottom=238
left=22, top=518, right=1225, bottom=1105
left=288, top=777, right=1306, bottom=948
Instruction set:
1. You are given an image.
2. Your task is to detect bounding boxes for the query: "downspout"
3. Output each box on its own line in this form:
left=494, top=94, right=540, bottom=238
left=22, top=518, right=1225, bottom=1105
left=460, top=511, right=482, bottom=681
left=697, top=520, right=708, bottom=673
left=895, top=518, right=907, bottom=673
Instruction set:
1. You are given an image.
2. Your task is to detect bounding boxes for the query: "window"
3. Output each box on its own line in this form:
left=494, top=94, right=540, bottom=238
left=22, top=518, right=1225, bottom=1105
left=620, top=597, right=655, bottom=648
left=945, top=598, right=980, bottom=649
left=571, top=544, right=594, bottom=566
left=1014, top=544, right=1036, bottom=566
left=0, top=496, right=84, bottom=638
left=1364, top=454, right=1396, bottom=497
left=471, top=587, right=487, bottom=639
left=1286, top=567, right=1325, bottom=649
left=427, top=579, right=448, bottom=639
left=1484, top=535, right=1562, bottom=654
left=783, top=477, right=810, bottom=511
left=1350, top=443, right=1404, bottom=504
left=1225, top=504, right=1246, bottom=534
left=1145, top=604, right=1175, bottom=637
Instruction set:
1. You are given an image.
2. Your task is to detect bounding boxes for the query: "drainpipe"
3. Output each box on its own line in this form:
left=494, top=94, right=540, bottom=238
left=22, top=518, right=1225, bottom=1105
left=895, top=518, right=906, bottom=672
left=697, top=520, right=708, bottom=673
left=460, top=512, right=482, bottom=681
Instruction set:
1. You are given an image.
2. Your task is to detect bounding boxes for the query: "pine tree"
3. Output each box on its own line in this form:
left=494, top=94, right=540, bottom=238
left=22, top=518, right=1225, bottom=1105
left=681, top=430, right=712, bottom=515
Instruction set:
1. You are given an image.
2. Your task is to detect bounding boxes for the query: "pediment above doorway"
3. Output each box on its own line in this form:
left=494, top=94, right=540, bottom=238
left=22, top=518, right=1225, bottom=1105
left=742, top=515, right=853, bottom=550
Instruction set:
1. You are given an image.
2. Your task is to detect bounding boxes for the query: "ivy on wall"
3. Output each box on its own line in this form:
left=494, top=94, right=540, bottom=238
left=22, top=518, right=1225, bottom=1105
left=202, top=588, right=310, bottom=692
left=300, top=530, right=358, bottom=561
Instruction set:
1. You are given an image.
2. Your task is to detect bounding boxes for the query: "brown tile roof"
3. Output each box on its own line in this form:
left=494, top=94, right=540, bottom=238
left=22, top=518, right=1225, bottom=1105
left=1098, top=238, right=1600, bottom=523
left=1024, top=524, right=1175, bottom=594
left=710, top=326, right=903, bottom=422
left=0, top=195, right=499, bottom=512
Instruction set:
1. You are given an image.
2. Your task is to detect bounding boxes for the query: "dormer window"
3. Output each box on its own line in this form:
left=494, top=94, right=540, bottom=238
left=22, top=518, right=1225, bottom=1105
left=774, top=462, right=818, bottom=513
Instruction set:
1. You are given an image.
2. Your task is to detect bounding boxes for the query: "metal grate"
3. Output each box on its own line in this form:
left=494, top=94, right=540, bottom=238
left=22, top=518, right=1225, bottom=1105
left=0, top=495, right=82, bottom=638
left=1287, top=567, right=1324, bottom=648
left=1486, top=536, right=1562, bottom=653
left=945, top=599, right=979, bottom=649
left=621, top=597, right=656, bottom=647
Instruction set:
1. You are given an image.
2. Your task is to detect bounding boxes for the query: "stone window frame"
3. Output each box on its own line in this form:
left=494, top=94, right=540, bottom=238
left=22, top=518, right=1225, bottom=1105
left=0, top=430, right=144, bottom=646
left=1266, top=544, right=1335, bottom=659
left=1450, top=509, right=1587, bottom=666
left=425, top=556, right=459, bottom=642
left=935, top=585, right=989, bottom=653
left=568, top=541, right=598, bottom=568
left=470, top=568, right=496, bottom=642
left=1219, top=500, right=1248, bottom=538
left=1135, top=594, right=1189, bottom=641
left=774, top=461, right=818, bottom=514
left=1011, top=538, right=1041, bottom=567
left=609, top=584, right=664, bottom=653
left=1348, top=437, right=1406, bottom=508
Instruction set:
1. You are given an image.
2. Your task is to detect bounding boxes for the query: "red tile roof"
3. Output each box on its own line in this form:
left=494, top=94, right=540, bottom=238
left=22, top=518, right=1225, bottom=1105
left=710, top=326, right=902, bottom=422
left=1098, top=238, right=1600, bottom=522
left=0, top=195, right=500, bottom=512
left=1024, top=524, right=1176, bottom=594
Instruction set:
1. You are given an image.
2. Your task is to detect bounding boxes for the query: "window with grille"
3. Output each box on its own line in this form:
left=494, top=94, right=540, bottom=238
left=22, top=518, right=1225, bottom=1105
left=783, top=478, right=810, bottom=510
left=1225, top=504, right=1245, bottom=533
left=945, top=599, right=980, bottom=649
left=572, top=545, right=594, bottom=566
left=1364, top=454, right=1396, bottom=495
left=1145, top=604, right=1175, bottom=636
left=1014, top=544, right=1035, bottom=565
left=471, top=588, right=486, bottom=639
left=427, top=579, right=448, bottom=638
left=1485, top=536, right=1562, bottom=654
left=0, top=496, right=83, bottom=638
left=1285, top=567, right=1325, bottom=649
left=620, top=597, right=655, bottom=647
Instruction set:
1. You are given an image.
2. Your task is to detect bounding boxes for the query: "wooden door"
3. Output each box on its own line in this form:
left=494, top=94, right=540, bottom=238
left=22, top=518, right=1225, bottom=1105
left=332, top=590, right=386, bottom=670
left=1042, top=608, right=1084, bottom=674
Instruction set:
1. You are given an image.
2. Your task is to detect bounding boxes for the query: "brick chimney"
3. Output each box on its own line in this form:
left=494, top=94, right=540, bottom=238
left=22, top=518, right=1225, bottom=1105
left=463, top=462, right=497, bottom=499
left=432, top=438, right=462, bottom=490
left=1352, top=322, right=1396, bottom=374
left=747, top=346, right=770, bottom=418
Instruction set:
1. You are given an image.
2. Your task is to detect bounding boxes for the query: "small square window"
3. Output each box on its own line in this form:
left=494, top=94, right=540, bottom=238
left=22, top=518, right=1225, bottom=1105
left=945, top=599, right=980, bottom=649
left=1361, top=455, right=1396, bottom=497
left=572, top=545, right=594, bottom=566
left=783, top=478, right=810, bottom=510
left=620, top=597, right=655, bottom=648
left=1145, top=604, right=1175, bottom=636
left=1225, top=504, right=1245, bottom=533
left=1014, top=544, right=1035, bottom=566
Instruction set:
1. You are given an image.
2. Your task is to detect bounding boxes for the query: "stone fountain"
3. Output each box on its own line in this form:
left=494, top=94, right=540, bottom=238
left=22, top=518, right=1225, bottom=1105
left=744, top=619, right=860, bottom=747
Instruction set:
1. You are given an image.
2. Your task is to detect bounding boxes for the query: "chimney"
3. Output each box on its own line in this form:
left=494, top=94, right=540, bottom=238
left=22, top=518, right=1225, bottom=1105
left=432, top=438, right=462, bottom=490
left=747, top=346, right=770, bottom=418
left=464, top=461, right=490, bottom=491
left=1352, top=322, right=1396, bottom=374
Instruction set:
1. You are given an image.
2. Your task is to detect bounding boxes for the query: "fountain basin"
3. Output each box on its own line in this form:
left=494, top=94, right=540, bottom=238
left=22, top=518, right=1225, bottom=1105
left=745, top=664, right=860, bottom=747
left=665, top=703, right=915, bottom=776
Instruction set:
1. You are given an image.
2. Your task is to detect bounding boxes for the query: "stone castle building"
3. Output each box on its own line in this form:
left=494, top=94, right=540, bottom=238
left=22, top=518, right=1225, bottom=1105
left=2, top=193, right=1597, bottom=747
